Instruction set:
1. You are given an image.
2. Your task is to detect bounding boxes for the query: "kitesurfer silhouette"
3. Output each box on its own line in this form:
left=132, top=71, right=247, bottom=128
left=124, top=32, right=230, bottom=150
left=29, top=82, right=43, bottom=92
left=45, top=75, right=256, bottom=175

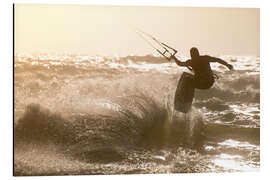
left=172, top=47, right=234, bottom=113
left=172, top=47, right=233, bottom=90
left=135, top=29, right=234, bottom=112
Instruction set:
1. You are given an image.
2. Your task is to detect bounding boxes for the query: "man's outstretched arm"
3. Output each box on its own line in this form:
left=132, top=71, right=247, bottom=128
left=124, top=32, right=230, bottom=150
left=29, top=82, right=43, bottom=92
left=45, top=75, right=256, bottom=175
left=208, top=56, right=233, bottom=70
left=171, top=56, right=191, bottom=67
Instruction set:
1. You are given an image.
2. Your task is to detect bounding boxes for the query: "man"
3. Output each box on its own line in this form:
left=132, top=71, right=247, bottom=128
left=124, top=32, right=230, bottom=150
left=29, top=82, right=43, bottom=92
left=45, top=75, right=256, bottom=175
left=172, top=47, right=233, bottom=89
left=172, top=47, right=233, bottom=113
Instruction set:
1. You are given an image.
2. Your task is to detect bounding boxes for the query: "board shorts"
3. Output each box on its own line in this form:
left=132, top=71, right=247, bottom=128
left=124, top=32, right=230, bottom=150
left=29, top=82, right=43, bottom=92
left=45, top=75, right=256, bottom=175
left=174, top=72, right=215, bottom=113
left=183, top=72, right=215, bottom=90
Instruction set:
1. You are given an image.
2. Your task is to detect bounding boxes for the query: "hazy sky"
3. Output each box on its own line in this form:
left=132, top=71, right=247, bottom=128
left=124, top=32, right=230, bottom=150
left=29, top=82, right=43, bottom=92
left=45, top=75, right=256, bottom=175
left=15, top=4, right=260, bottom=56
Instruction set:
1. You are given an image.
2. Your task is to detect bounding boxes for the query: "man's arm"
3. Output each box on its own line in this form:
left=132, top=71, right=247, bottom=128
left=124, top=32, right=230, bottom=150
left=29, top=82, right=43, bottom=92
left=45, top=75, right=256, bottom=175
left=208, top=56, right=233, bottom=70
left=171, top=56, right=191, bottom=67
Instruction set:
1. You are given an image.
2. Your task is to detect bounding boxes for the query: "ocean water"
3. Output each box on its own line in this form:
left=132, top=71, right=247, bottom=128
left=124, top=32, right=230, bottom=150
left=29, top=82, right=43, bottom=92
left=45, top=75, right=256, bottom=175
left=14, top=53, right=260, bottom=175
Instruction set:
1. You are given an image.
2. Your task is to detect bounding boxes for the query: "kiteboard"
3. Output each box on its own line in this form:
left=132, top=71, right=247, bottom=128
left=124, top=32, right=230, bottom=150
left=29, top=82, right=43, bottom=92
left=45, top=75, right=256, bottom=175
left=174, top=72, right=195, bottom=113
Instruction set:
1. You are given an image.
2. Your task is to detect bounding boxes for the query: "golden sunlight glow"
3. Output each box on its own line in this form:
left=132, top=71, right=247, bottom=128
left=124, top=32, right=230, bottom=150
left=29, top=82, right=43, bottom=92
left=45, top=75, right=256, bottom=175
left=15, top=4, right=259, bottom=56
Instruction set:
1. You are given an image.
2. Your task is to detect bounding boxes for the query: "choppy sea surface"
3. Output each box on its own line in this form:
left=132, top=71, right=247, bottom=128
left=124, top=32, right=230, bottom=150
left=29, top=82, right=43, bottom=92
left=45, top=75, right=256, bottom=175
left=14, top=53, right=260, bottom=175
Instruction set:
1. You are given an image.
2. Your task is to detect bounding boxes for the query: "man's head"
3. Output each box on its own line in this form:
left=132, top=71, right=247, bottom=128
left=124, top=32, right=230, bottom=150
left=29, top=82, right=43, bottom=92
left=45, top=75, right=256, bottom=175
left=190, top=47, right=200, bottom=58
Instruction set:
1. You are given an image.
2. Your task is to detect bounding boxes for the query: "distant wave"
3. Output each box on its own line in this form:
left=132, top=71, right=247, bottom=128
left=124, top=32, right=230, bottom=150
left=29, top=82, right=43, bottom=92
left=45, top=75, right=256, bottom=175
left=14, top=54, right=259, bottom=72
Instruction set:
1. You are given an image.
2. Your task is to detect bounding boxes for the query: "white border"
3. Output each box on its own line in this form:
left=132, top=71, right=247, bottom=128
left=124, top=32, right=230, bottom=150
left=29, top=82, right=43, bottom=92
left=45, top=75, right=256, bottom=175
left=12, top=0, right=260, bottom=8
left=1, top=0, right=269, bottom=180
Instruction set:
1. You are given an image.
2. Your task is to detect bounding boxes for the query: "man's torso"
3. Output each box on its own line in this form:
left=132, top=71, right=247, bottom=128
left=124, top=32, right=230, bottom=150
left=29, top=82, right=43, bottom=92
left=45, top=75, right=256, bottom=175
left=188, top=56, right=214, bottom=89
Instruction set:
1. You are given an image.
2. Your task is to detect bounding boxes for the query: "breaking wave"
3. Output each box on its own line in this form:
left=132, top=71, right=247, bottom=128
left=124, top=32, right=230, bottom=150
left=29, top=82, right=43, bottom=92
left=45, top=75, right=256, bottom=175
left=15, top=92, right=205, bottom=165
